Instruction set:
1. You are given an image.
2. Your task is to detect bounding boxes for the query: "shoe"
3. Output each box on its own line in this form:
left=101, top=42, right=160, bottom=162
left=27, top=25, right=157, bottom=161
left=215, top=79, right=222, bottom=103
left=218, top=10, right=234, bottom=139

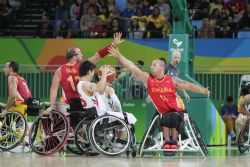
left=230, top=131, right=236, bottom=141
left=162, top=143, right=171, bottom=149
left=170, top=144, right=178, bottom=149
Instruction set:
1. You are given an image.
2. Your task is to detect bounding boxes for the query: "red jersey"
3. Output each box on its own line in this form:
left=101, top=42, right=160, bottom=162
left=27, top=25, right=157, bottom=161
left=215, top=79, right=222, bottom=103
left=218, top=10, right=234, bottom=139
left=147, top=75, right=183, bottom=114
left=60, top=62, right=80, bottom=100
left=9, top=73, right=32, bottom=105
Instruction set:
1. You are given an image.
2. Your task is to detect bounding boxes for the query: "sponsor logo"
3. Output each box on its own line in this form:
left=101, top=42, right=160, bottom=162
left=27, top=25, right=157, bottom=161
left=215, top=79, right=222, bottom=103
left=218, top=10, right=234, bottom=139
left=173, top=38, right=182, bottom=47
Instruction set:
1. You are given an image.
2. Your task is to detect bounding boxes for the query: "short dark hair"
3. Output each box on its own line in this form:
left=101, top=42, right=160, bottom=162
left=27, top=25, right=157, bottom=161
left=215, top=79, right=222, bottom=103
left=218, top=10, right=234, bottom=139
left=226, top=96, right=233, bottom=103
left=137, top=60, right=144, bottom=66
left=159, top=57, right=166, bottom=64
left=8, top=61, right=19, bottom=73
left=240, top=85, right=250, bottom=96
left=79, top=60, right=96, bottom=77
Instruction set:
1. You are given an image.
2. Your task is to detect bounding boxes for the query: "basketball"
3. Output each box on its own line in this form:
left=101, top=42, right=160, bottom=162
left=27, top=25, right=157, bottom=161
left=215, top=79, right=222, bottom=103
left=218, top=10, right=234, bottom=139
left=98, top=65, right=116, bottom=82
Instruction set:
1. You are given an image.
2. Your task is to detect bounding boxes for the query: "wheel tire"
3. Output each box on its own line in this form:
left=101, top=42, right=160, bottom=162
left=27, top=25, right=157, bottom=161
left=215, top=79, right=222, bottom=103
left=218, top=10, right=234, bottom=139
left=237, top=119, right=250, bottom=154
left=89, top=115, right=131, bottom=156
left=29, top=111, right=70, bottom=155
left=0, top=111, right=27, bottom=151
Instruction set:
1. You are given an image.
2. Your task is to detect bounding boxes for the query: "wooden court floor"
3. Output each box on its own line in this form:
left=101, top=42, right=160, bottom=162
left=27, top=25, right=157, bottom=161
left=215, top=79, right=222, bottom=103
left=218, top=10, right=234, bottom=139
left=0, top=146, right=249, bottom=167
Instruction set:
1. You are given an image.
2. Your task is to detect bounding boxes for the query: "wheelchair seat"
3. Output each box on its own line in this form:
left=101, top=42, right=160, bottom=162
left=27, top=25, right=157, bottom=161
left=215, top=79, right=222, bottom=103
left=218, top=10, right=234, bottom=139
left=139, top=112, right=208, bottom=157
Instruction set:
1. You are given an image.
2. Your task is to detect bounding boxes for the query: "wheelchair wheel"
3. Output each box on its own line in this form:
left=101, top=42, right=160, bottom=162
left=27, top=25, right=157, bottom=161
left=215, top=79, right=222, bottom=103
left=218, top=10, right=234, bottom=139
left=189, top=118, right=208, bottom=157
left=65, top=127, right=84, bottom=155
left=237, top=119, right=250, bottom=153
left=139, top=115, right=160, bottom=157
left=29, top=111, right=70, bottom=155
left=89, top=115, right=131, bottom=156
left=74, top=119, right=98, bottom=156
left=0, top=111, right=27, bottom=151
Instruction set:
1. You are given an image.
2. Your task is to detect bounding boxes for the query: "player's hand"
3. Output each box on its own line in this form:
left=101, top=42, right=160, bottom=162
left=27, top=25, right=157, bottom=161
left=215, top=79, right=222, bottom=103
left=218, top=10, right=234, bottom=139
left=202, top=87, right=210, bottom=97
left=100, top=65, right=110, bottom=76
left=43, top=106, right=53, bottom=115
left=0, top=109, right=8, bottom=117
left=185, top=94, right=190, bottom=102
left=108, top=46, right=121, bottom=58
left=112, top=32, right=124, bottom=46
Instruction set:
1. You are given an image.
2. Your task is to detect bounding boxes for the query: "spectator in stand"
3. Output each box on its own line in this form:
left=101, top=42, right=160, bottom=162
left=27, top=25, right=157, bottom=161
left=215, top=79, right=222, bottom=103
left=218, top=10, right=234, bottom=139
left=106, top=0, right=120, bottom=14
left=55, top=20, right=72, bottom=38
left=80, top=6, right=98, bottom=37
left=162, top=19, right=171, bottom=38
left=128, top=18, right=145, bottom=39
left=137, top=0, right=153, bottom=16
left=221, top=95, right=238, bottom=140
left=193, top=0, right=210, bottom=20
left=122, top=1, right=135, bottom=19
left=55, top=0, right=70, bottom=20
left=145, top=6, right=165, bottom=38
left=0, top=0, right=13, bottom=31
left=198, top=17, right=215, bottom=38
left=131, top=8, right=147, bottom=30
left=215, top=18, right=233, bottom=38
left=223, top=0, right=245, bottom=15
left=70, top=0, right=82, bottom=20
left=90, top=18, right=107, bottom=38
left=209, top=8, right=221, bottom=28
left=209, top=0, right=224, bottom=14
left=157, top=0, right=171, bottom=21
left=37, top=15, right=54, bottom=38
left=86, top=0, right=101, bottom=15
left=106, top=18, right=126, bottom=38
left=98, top=6, right=114, bottom=28
left=239, top=4, right=250, bottom=30
left=79, top=0, right=89, bottom=15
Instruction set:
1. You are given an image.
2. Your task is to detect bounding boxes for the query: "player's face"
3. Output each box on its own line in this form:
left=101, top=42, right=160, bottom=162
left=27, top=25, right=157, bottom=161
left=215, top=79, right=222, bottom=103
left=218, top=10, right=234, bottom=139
left=89, top=70, right=95, bottom=80
left=150, top=60, right=161, bottom=76
left=172, top=53, right=181, bottom=65
left=3, top=62, right=11, bottom=76
left=74, top=48, right=83, bottom=62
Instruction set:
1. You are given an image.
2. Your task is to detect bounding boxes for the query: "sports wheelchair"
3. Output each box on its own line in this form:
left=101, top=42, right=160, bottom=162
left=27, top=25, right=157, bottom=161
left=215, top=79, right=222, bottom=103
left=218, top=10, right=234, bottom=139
left=28, top=102, right=87, bottom=156
left=139, top=111, right=208, bottom=157
left=237, top=118, right=250, bottom=153
left=74, top=110, right=137, bottom=157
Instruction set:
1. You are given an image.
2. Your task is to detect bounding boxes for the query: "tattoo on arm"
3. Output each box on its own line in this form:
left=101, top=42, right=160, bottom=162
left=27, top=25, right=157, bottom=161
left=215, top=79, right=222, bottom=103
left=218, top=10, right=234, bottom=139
left=89, top=83, right=94, bottom=91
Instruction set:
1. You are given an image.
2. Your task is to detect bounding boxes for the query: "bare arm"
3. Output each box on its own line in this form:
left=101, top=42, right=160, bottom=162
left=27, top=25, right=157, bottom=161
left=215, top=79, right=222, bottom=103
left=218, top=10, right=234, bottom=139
left=239, top=94, right=250, bottom=116
left=83, top=66, right=109, bottom=94
left=108, top=46, right=149, bottom=87
left=46, top=68, right=61, bottom=112
left=88, top=32, right=124, bottom=64
left=173, top=77, right=210, bottom=96
left=5, top=76, right=17, bottom=110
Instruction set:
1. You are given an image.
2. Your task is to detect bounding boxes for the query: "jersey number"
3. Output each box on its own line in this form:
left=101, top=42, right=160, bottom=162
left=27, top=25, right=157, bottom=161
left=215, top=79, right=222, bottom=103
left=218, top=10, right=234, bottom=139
left=67, top=76, right=80, bottom=91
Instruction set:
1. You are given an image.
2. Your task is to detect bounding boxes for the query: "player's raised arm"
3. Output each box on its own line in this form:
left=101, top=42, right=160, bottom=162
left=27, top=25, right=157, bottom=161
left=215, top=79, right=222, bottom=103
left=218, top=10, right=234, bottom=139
left=108, top=46, right=149, bottom=87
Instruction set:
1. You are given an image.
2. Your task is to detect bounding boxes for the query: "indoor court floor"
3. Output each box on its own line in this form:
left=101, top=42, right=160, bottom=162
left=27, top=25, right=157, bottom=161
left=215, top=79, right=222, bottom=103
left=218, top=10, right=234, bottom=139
left=0, top=146, right=249, bottom=167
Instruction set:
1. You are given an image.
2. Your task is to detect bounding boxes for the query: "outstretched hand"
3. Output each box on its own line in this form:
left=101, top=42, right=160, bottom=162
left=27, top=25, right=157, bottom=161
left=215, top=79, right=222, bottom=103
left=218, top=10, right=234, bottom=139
left=203, top=87, right=210, bottom=97
left=112, top=32, right=124, bottom=46
left=108, top=46, right=121, bottom=58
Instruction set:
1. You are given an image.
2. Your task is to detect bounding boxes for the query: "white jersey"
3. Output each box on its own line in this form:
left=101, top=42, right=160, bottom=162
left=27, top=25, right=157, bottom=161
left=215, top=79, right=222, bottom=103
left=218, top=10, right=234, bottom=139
left=77, top=81, right=98, bottom=108
left=77, top=80, right=105, bottom=116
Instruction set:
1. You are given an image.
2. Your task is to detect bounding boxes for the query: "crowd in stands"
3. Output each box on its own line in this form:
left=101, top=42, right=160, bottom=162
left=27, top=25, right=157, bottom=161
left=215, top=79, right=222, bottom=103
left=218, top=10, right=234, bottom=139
left=0, top=0, right=250, bottom=38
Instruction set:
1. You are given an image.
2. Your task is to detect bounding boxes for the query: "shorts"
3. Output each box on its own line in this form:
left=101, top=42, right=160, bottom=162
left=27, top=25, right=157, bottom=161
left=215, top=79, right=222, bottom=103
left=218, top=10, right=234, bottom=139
left=68, top=98, right=84, bottom=112
left=160, top=112, right=181, bottom=129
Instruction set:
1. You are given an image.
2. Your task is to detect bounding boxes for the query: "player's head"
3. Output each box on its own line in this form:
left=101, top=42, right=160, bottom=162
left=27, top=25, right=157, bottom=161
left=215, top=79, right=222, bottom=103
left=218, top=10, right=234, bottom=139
left=240, top=82, right=250, bottom=96
left=66, top=47, right=83, bottom=62
left=150, top=59, right=165, bottom=77
left=79, top=60, right=96, bottom=78
left=3, top=61, right=19, bottom=76
left=171, top=50, right=181, bottom=65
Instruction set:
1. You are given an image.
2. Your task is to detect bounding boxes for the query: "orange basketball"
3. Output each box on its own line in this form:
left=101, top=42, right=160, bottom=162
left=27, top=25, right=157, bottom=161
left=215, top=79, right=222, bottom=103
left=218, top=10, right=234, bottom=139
left=98, top=65, right=116, bottom=82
